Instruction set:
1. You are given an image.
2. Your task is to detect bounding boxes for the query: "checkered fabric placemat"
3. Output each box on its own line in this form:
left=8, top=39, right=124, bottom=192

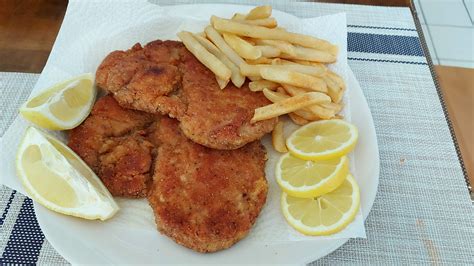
left=1, top=1, right=473, bottom=264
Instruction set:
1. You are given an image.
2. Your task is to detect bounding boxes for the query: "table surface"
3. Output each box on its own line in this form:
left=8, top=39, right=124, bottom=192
left=435, top=66, right=474, bottom=191
left=0, top=0, right=473, bottom=264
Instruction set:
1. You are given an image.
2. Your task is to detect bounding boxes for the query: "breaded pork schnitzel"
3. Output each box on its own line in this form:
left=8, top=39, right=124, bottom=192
left=68, top=96, right=158, bottom=198
left=96, top=41, right=185, bottom=118
left=148, top=117, right=268, bottom=252
left=96, top=40, right=277, bottom=150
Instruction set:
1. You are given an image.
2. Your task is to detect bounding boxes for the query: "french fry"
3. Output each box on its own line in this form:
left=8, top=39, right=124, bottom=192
left=281, top=84, right=308, bottom=95
left=248, top=76, right=262, bottom=81
left=260, top=67, right=327, bottom=92
left=222, top=33, right=262, bottom=60
left=271, top=58, right=298, bottom=65
left=280, top=46, right=336, bottom=63
left=211, top=16, right=337, bottom=52
left=241, top=64, right=325, bottom=80
left=264, top=89, right=320, bottom=120
left=327, top=71, right=345, bottom=89
left=291, top=59, right=327, bottom=68
left=271, top=59, right=327, bottom=77
left=234, top=18, right=277, bottom=28
left=255, top=39, right=296, bottom=56
left=322, top=74, right=342, bottom=103
left=322, top=71, right=345, bottom=103
left=302, top=105, right=334, bottom=120
left=179, top=6, right=345, bottom=105
left=282, top=84, right=335, bottom=119
left=320, top=102, right=343, bottom=113
left=245, top=5, right=272, bottom=20
left=294, top=109, right=320, bottom=121
left=194, top=33, right=245, bottom=87
left=255, top=45, right=281, bottom=57
left=205, top=26, right=246, bottom=67
left=232, top=13, right=246, bottom=20
left=288, top=113, right=309, bottom=125
left=276, top=87, right=287, bottom=95
left=242, top=37, right=257, bottom=45
left=249, top=80, right=279, bottom=92
left=240, top=63, right=261, bottom=76
left=261, top=88, right=287, bottom=102
left=335, top=87, right=345, bottom=104
left=246, top=57, right=272, bottom=64
left=251, top=89, right=330, bottom=123
left=216, top=76, right=229, bottom=89
left=195, top=32, right=206, bottom=38
left=177, top=31, right=231, bottom=81
left=272, top=121, right=288, bottom=152
left=328, top=45, right=339, bottom=56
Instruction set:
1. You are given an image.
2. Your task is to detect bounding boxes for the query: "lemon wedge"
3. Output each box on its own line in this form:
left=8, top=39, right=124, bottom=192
left=19, top=73, right=96, bottom=130
left=276, top=153, right=348, bottom=198
left=286, top=119, right=358, bottom=161
left=281, top=174, right=360, bottom=236
left=16, top=127, right=118, bottom=220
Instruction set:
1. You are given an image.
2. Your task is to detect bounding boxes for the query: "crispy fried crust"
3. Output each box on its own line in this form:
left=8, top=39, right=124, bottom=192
left=96, top=40, right=277, bottom=150
left=96, top=41, right=185, bottom=118
left=98, top=134, right=154, bottom=198
left=179, top=51, right=277, bottom=149
left=68, top=96, right=158, bottom=198
left=148, top=118, right=268, bottom=252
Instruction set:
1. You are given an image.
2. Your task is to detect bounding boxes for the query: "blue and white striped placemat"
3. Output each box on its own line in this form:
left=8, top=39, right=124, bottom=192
left=1, top=1, right=473, bottom=264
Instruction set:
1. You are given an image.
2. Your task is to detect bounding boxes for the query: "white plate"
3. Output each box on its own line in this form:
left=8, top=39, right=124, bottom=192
left=34, top=4, right=379, bottom=264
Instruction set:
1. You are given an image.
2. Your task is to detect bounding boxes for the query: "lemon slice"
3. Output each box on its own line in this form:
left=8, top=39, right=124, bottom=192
left=286, top=119, right=358, bottom=161
left=281, top=174, right=360, bottom=236
left=16, top=127, right=118, bottom=220
left=276, top=153, right=349, bottom=198
left=19, top=73, right=96, bottom=130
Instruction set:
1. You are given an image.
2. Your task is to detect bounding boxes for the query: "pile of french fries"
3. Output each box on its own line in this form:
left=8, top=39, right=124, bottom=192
left=177, top=5, right=345, bottom=129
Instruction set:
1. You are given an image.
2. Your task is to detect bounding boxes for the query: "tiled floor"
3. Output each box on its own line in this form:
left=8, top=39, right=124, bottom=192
left=415, top=0, right=474, bottom=68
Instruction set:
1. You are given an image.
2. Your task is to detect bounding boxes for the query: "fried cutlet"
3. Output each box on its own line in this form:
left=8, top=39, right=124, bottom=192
left=96, top=40, right=277, bottom=150
left=147, top=117, right=268, bottom=253
left=178, top=50, right=277, bottom=150
left=95, top=41, right=185, bottom=119
left=68, top=95, right=157, bottom=198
